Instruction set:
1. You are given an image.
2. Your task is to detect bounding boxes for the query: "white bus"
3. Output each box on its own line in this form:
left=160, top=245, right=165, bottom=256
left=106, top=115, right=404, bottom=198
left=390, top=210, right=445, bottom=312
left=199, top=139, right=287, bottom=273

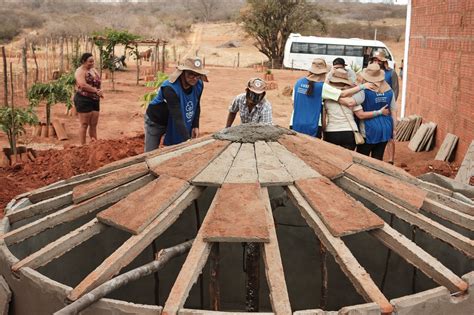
left=283, top=33, right=395, bottom=71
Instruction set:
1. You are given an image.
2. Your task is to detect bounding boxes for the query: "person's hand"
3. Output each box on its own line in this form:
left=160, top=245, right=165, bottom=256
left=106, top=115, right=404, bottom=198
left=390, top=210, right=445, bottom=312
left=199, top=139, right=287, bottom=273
left=381, top=105, right=390, bottom=116
left=192, top=128, right=199, bottom=138
left=364, top=82, right=378, bottom=91
left=96, top=89, right=104, bottom=98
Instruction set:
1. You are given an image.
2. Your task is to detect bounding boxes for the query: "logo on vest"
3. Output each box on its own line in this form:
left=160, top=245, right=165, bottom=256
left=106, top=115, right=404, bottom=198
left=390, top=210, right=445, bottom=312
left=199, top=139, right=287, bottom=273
left=185, top=101, right=194, bottom=121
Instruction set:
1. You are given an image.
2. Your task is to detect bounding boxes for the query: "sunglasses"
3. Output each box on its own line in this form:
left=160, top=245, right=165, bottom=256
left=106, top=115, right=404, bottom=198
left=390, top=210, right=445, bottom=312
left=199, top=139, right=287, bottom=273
left=186, top=71, right=202, bottom=79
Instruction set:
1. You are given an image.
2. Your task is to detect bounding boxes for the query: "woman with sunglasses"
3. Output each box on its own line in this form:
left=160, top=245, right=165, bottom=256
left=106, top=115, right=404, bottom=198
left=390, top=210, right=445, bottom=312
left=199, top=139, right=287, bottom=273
left=144, top=57, right=208, bottom=152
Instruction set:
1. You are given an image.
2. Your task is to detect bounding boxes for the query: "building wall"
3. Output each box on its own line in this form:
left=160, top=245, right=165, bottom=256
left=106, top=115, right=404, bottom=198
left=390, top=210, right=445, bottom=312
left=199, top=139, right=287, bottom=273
left=406, top=0, right=474, bottom=163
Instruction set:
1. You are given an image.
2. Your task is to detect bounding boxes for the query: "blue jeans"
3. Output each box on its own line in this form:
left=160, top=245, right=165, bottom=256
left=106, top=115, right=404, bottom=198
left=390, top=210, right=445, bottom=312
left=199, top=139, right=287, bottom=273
left=144, top=114, right=166, bottom=152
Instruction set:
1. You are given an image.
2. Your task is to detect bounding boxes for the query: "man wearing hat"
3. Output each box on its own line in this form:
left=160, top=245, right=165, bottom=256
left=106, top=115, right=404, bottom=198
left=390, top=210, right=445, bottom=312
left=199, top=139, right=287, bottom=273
left=291, top=58, right=376, bottom=138
left=144, top=56, right=208, bottom=151
left=330, top=57, right=357, bottom=83
left=370, top=50, right=399, bottom=100
left=226, top=77, right=272, bottom=127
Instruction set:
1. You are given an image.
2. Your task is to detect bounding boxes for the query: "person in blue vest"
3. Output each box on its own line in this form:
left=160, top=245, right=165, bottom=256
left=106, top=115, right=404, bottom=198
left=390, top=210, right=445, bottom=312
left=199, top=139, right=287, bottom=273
left=290, top=58, right=377, bottom=138
left=356, top=63, right=397, bottom=160
left=370, top=50, right=399, bottom=100
left=144, top=57, right=208, bottom=152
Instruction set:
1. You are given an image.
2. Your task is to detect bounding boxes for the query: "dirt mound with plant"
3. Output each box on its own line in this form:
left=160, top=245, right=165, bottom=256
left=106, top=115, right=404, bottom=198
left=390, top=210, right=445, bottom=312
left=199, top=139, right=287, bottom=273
left=0, top=135, right=144, bottom=214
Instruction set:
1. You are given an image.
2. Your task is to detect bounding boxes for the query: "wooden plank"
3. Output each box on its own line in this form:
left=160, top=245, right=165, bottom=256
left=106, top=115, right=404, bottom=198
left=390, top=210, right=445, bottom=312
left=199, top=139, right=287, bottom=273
left=150, top=140, right=230, bottom=181
left=408, top=123, right=429, bottom=152
left=455, top=140, right=474, bottom=185
left=345, top=164, right=427, bottom=213
left=267, top=141, right=321, bottom=181
left=146, top=139, right=214, bottom=170
left=425, top=190, right=474, bottom=216
left=97, top=175, right=189, bottom=234
left=255, top=141, right=293, bottom=186
left=351, top=151, right=417, bottom=185
left=261, top=188, right=292, bottom=315
left=435, top=133, right=458, bottom=161
left=422, top=198, right=474, bottom=230
left=1, top=175, right=155, bottom=246
left=278, top=134, right=352, bottom=179
left=369, top=223, right=468, bottom=293
left=6, top=192, right=72, bottom=223
left=335, top=176, right=474, bottom=258
left=162, top=203, right=216, bottom=315
left=73, top=162, right=149, bottom=204
left=295, top=178, right=384, bottom=236
left=52, top=119, right=68, bottom=140
left=286, top=185, right=393, bottom=314
left=11, top=219, right=107, bottom=272
left=201, top=183, right=270, bottom=243
left=67, top=186, right=203, bottom=302
left=192, top=143, right=241, bottom=186
left=0, top=276, right=11, bottom=315
left=224, top=143, right=258, bottom=184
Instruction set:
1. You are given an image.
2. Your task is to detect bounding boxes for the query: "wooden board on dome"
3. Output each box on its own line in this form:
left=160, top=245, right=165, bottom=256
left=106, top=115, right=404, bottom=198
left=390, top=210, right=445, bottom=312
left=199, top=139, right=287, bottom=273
left=97, top=175, right=189, bottom=234
left=344, top=164, right=427, bottom=213
left=201, top=183, right=270, bottom=242
left=224, top=143, right=258, bottom=183
left=295, top=177, right=384, bottom=236
left=254, top=141, right=293, bottom=186
left=150, top=140, right=230, bottom=181
left=192, top=142, right=241, bottom=186
left=278, top=134, right=352, bottom=179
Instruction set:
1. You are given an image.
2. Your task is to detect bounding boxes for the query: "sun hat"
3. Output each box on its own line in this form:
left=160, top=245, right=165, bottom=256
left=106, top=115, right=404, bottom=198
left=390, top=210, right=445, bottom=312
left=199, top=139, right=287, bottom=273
left=247, top=77, right=266, bottom=94
left=309, top=58, right=330, bottom=75
left=329, top=68, right=352, bottom=86
left=169, top=57, right=209, bottom=83
left=371, top=50, right=388, bottom=62
left=361, top=63, right=385, bottom=83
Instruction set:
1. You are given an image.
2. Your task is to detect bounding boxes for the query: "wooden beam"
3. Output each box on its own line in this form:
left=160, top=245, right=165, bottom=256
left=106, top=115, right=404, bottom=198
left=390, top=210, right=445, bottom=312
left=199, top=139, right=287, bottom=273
left=421, top=198, right=474, bottom=230
left=261, top=188, right=292, bottom=315
left=1, top=175, right=154, bottom=246
left=11, top=219, right=107, bottom=272
left=424, top=191, right=473, bottom=216
left=67, top=186, right=203, bottom=301
left=286, top=185, right=393, bottom=314
left=179, top=310, right=274, bottom=315
left=6, top=192, right=72, bottom=224
left=335, top=176, right=474, bottom=258
left=146, top=139, right=214, bottom=170
left=369, top=223, right=468, bottom=293
left=267, top=141, right=321, bottom=180
left=192, top=143, right=241, bottom=186
left=224, top=143, right=258, bottom=184
left=254, top=141, right=293, bottom=186
left=455, top=140, right=474, bottom=185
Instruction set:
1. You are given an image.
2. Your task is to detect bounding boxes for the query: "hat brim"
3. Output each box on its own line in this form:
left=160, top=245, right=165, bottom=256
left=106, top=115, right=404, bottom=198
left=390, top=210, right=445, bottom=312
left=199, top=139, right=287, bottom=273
left=309, top=64, right=330, bottom=75
left=177, top=65, right=209, bottom=76
left=361, top=71, right=385, bottom=83
left=306, top=73, right=326, bottom=82
left=168, top=69, right=209, bottom=83
left=247, top=87, right=265, bottom=94
left=329, top=76, right=352, bottom=86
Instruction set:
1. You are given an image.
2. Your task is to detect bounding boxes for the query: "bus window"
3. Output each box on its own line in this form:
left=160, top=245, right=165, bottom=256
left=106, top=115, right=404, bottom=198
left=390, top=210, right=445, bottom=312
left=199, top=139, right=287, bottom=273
left=345, top=46, right=363, bottom=57
left=327, top=44, right=344, bottom=55
left=308, top=43, right=327, bottom=54
left=291, top=42, right=309, bottom=54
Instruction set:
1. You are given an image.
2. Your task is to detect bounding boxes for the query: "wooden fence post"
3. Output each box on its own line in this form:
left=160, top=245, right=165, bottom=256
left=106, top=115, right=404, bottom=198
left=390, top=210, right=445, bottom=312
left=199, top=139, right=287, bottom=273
left=45, top=38, right=49, bottom=81
left=59, top=36, right=64, bottom=74
left=161, top=42, right=166, bottom=73
left=22, top=40, right=28, bottom=96
left=31, top=43, right=39, bottom=83
left=2, top=46, right=8, bottom=106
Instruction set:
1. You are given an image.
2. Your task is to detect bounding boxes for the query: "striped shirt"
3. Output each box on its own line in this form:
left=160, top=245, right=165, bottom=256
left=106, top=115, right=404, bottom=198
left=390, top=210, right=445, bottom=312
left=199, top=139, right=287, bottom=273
left=229, top=93, right=273, bottom=125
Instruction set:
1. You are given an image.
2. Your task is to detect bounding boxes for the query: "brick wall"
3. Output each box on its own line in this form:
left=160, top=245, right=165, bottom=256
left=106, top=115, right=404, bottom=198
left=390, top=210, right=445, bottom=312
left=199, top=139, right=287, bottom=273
left=406, top=0, right=474, bottom=163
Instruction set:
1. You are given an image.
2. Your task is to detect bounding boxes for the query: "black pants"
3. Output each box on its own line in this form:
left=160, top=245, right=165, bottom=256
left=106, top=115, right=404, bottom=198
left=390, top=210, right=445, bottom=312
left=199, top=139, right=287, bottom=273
left=324, top=131, right=356, bottom=150
left=356, top=141, right=388, bottom=160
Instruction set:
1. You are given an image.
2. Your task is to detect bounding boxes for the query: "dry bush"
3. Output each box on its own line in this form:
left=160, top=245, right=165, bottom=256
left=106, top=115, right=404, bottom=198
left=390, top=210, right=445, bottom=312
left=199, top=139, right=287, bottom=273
left=0, top=9, right=45, bottom=43
left=327, top=22, right=405, bottom=42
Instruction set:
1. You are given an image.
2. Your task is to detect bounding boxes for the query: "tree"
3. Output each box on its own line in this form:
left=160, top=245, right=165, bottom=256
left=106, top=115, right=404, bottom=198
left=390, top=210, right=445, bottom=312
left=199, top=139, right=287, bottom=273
left=186, top=0, right=220, bottom=22
left=0, top=106, right=38, bottom=157
left=240, top=0, right=326, bottom=67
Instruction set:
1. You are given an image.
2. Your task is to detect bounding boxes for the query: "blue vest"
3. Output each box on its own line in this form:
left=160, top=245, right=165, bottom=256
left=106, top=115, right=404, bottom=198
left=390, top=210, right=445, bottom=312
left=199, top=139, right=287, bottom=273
left=384, top=69, right=393, bottom=90
left=362, top=89, right=394, bottom=144
left=292, top=78, right=323, bottom=137
left=153, top=80, right=203, bottom=145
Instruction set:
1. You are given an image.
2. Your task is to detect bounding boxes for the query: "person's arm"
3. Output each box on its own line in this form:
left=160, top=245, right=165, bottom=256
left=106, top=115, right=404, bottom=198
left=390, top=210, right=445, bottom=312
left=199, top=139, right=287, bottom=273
left=339, top=82, right=377, bottom=98
left=162, top=86, right=190, bottom=141
left=391, top=70, right=399, bottom=101
left=260, top=101, right=273, bottom=125
left=321, top=103, right=327, bottom=132
left=354, top=105, right=390, bottom=119
left=226, top=95, right=240, bottom=128
left=226, top=112, right=237, bottom=128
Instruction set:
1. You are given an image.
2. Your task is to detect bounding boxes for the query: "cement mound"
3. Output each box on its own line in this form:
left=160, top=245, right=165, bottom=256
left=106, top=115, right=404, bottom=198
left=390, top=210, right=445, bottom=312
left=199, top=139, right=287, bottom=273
left=213, top=124, right=296, bottom=143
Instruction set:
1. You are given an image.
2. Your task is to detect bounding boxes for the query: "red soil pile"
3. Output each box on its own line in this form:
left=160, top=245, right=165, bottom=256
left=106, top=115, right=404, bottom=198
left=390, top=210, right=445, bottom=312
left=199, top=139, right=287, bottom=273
left=0, top=135, right=144, bottom=213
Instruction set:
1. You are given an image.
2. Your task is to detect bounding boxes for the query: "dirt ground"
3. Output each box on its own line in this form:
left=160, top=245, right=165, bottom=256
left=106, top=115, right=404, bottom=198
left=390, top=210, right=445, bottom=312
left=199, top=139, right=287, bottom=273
left=0, top=23, right=462, bottom=213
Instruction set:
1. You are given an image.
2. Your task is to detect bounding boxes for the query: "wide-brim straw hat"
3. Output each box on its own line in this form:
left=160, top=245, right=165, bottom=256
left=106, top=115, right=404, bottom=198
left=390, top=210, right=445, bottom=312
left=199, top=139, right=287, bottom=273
left=169, top=57, right=209, bottom=83
left=361, top=63, right=385, bottom=83
left=371, top=50, right=388, bottom=64
left=329, top=68, right=352, bottom=86
left=247, top=77, right=266, bottom=94
left=309, top=58, right=330, bottom=75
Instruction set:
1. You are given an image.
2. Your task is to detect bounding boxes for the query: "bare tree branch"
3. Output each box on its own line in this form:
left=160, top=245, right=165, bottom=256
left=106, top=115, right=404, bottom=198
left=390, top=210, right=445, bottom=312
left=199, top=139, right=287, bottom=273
left=54, top=239, right=194, bottom=315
